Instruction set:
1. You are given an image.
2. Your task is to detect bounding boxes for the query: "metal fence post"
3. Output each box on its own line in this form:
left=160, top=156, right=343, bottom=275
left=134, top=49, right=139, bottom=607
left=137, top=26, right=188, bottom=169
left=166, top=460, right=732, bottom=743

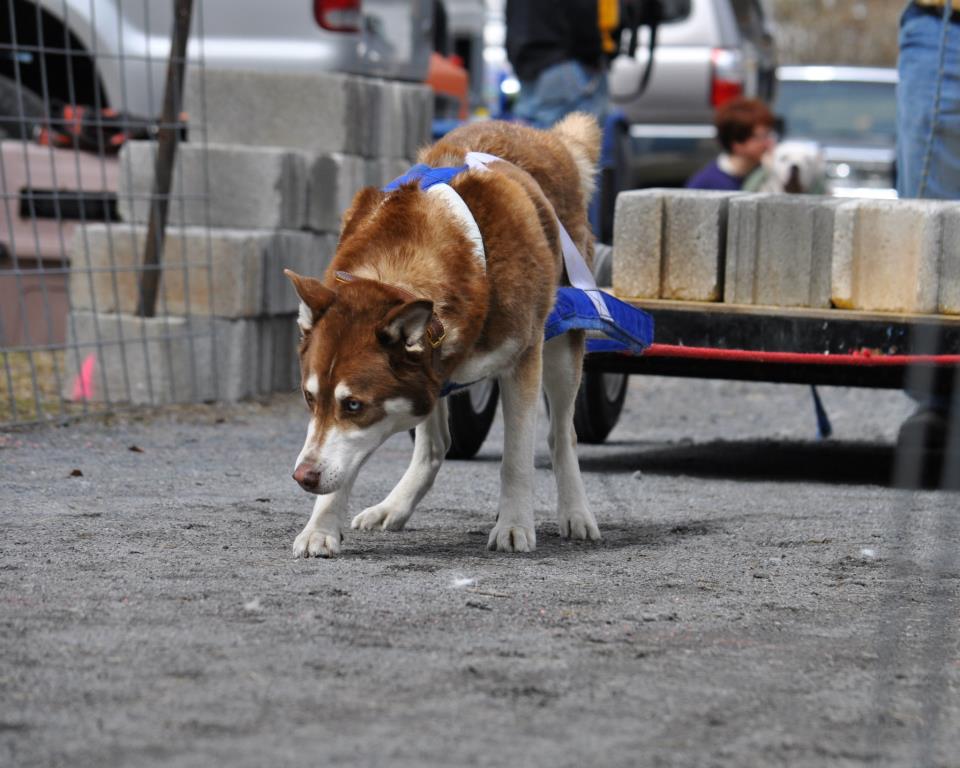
left=136, top=0, right=193, bottom=318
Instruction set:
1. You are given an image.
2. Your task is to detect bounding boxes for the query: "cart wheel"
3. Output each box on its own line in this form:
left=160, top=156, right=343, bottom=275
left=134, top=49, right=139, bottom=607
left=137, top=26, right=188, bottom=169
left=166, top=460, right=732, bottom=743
left=574, top=370, right=628, bottom=444
left=446, top=379, right=499, bottom=458
left=415, top=380, right=500, bottom=459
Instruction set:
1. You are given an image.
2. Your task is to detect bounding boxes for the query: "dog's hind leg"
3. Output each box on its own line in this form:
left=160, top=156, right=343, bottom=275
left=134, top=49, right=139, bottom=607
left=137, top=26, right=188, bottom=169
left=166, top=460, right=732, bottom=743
left=488, top=342, right=542, bottom=552
left=542, top=332, right=601, bottom=541
left=351, top=398, right=451, bottom=532
left=293, top=482, right=354, bottom=558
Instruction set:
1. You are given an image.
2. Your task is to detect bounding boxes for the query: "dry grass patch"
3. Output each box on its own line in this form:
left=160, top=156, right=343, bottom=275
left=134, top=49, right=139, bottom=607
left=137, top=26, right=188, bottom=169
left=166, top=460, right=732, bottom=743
left=1, top=349, right=95, bottom=425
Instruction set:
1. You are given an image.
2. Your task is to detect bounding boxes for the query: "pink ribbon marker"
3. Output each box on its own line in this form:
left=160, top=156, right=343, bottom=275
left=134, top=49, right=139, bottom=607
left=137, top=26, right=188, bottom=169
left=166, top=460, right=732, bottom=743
left=71, top=353, right=96, bottom=401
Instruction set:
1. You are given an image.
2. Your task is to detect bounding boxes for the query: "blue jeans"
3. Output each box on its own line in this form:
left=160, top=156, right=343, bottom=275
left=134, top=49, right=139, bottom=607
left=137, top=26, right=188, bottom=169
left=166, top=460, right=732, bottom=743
left=514, top=60, right=608, bottom=129
left=896, top=3, right=960, bottom=199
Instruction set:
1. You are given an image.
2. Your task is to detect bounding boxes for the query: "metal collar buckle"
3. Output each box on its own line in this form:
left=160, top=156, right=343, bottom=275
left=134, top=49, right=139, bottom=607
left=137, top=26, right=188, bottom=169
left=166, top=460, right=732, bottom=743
left=426, top=322, right=445, bottom=349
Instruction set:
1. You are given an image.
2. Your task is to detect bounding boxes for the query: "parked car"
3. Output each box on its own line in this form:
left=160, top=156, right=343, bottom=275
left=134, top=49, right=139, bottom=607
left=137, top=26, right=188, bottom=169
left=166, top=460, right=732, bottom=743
left=774, top=65, right=898, bottom=199
left=0, top=0, right=435, bottom=127
left=609, top=0, right=777, bottom=190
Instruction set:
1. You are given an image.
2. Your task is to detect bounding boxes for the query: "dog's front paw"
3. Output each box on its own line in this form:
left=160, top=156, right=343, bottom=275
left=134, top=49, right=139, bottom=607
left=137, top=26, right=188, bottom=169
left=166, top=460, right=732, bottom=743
left=292, top=527, right=341, bottom=558
left=351, top=503, right=409, bottom=532
left=487, top=523, right=536, bottom=553
left=559, top=509, right=601, bottom=542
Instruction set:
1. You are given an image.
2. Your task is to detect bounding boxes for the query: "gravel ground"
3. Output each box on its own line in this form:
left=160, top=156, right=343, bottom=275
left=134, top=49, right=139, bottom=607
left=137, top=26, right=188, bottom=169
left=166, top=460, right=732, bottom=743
left=1, top=376, right=958, bottom=768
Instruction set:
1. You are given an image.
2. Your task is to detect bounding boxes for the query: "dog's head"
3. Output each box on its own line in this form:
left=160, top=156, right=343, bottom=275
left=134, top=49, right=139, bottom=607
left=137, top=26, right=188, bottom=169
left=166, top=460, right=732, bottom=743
left=285, top=269, right=441, bottom=495
left=764, top=140, right=827, bottom=194
left=763, top=140, right=826, bottom=194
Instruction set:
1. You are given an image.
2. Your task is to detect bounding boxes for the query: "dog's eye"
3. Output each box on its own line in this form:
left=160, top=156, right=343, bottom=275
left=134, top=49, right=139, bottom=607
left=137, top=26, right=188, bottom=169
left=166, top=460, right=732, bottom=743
left=342, top=397, right=363, bottom=414
left=303, top=391, right=316, bottom=408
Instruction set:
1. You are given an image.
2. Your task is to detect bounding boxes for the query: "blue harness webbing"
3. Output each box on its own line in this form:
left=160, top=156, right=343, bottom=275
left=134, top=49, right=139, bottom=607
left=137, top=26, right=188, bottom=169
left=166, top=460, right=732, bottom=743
left=383, top=163, right=466, bottom=191
left=382, top=157, right=654, bottom=393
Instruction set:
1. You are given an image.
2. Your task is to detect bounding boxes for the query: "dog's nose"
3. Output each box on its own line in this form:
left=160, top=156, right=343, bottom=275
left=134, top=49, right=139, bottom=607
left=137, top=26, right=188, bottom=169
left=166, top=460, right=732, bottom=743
left=293, top=463, right=321, bottom=492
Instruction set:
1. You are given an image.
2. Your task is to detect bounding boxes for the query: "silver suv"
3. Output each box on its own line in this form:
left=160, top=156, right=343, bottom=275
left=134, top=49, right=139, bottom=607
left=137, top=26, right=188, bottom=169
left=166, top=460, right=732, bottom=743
left=609, top=0, right=777, bottom=189
left=0, top=0, right=434, bottom=124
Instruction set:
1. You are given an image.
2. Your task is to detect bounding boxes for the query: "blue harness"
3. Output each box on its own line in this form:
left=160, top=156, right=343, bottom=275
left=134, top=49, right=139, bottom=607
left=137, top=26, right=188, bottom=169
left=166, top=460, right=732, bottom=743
left=383, top=160, right=653, bottom=390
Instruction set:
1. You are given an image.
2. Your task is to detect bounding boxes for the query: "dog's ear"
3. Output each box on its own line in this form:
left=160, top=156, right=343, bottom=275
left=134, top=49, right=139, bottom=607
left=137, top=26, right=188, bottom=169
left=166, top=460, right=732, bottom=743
left=377, top=300, right=434, bottom=349
left=284, top=269, right=335, bottom=333
left=340, top=187, right=386, bottom=241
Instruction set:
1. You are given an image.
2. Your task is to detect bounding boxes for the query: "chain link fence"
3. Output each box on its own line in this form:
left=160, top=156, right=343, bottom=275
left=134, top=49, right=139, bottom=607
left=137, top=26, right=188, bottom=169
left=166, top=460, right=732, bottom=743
left=1, top=0, right=438, bottom=430
left=1, top=0, right=217, bottom=427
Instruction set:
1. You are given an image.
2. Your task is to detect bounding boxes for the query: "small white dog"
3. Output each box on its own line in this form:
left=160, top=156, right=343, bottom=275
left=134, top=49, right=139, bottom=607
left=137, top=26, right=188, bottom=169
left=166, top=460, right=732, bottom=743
left=754, top=140, right=829, bottom=195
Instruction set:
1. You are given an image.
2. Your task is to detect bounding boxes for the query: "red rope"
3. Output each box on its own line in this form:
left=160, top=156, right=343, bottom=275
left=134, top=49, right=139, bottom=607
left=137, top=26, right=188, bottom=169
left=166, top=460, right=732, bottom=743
left=645, top=343, right=960, bottom=367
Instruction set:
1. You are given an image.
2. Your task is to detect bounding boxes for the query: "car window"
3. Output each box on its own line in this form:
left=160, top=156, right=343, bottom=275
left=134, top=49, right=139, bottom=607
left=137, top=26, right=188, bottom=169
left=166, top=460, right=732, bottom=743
left=730, top=0, right=766, bottom=38
left=775, top=80, right=897, bottom=147
left=659, top=0, right=692, bottom=24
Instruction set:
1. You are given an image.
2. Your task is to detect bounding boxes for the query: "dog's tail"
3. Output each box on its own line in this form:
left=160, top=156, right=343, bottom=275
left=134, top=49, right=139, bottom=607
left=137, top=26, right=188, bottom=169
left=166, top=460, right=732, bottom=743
left=551, top=112, right=602, bottom=207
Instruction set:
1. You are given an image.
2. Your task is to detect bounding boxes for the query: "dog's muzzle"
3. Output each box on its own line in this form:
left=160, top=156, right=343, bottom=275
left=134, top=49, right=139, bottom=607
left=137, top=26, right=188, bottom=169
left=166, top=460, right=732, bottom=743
left=292, top=463, right=321, bottom=493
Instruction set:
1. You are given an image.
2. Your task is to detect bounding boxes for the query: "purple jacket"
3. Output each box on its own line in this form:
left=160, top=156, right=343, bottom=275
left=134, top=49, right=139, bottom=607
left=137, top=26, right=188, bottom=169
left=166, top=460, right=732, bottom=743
left=685, top=159, right=744, bottom=191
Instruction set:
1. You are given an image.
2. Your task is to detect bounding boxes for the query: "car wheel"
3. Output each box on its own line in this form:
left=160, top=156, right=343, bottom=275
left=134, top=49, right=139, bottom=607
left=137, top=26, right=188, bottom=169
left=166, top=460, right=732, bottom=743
left=446, top=379, right=499, bottom=459
left=0, top=75, right=46, bottom=141
left=574, top=368, right=628, bottom=444
left=571, top=240, right=628, bottom=444
left=410, top=380, right=500, bottom=460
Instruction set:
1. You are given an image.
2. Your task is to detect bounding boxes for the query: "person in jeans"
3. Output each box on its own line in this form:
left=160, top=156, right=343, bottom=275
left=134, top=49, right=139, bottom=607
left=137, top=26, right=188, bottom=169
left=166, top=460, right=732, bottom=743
left=895, top=0, right=960, bottom=472
left=685, top=97, right=777, bottom=191
left=896, top=0, right=960, bottom=198
left=505, top=0, right=623, bottom=128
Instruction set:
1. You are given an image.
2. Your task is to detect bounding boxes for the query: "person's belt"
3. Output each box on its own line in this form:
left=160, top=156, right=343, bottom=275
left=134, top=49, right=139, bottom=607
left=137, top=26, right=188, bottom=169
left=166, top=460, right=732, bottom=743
left=914, top=0, right=960, bottom=22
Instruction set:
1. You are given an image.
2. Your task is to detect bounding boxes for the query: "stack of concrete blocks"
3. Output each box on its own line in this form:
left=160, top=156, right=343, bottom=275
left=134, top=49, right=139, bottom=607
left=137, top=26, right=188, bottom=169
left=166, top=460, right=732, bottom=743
left=613, top=189, right=959, bottom=315
left=65, top=69, right=432, bottom=405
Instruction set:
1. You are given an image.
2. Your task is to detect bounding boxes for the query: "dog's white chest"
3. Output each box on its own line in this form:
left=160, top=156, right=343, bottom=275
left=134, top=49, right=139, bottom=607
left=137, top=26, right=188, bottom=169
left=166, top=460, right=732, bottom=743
left=449, top=341, right=521, bottom=386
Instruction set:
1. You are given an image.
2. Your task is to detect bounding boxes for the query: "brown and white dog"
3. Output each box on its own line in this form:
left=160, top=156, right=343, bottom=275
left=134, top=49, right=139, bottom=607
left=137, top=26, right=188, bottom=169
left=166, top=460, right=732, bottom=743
left=284, top=114, right=602, bottom=557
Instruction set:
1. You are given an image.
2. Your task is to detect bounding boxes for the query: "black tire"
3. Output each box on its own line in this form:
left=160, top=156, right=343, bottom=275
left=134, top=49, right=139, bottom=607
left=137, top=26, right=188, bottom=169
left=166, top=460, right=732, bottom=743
left=574, top=369, right=628, bottom=444
left=0, top=75, right=46, bottom=140
left=446, top=379, right=499, bottom=459
left=593, top=242, right=613, bottom=286
left=570, top=240, right=628, bottom=444
left=418, top=379, right=498, bottom=460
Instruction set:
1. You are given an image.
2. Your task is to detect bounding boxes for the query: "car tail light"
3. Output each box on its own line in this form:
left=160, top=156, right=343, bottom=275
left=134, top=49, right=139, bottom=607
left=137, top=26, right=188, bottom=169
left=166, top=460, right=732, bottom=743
left=710, top=48, right=744, bottom=107
left=314, top=0, right=361, bottom=32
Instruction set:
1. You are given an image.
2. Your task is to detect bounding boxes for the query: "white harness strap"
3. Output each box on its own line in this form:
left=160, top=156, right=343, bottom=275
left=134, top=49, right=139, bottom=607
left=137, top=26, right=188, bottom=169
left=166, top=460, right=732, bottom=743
left=427, top=183, right=486, bottom=271
left=464, top=151, right=612, bottom=322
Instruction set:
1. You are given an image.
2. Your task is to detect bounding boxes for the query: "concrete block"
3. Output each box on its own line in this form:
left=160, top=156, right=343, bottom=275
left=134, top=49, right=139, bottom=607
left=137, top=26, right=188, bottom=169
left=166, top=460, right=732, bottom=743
left=64, top=311, right=300, bottom=404
left=186, top=68, right=351, bottom=154
left=63, top=311, right=214, bottom=405
left=367, top=157, right=413, bottom=188
left=831, top=199, right=949, bottom=314
left=613, top=188, right=738, bottom=301
left=212, top=315, right=300, bottom=400
left=185, top=68, right=432, bottom=158
left=940, top=208, right=960, bottom=315
left=725, top=195, right=841, bottom=308
left=399, top=81, right=434, bottom=159
left=307, top=154, right=414, bottom=233
left=307, top=153, right=367, bottom=233
left=612, top=189, right=663, bottom=299
left=69, top=225, right=335, bottom=318
left=117, top=142, right=310, bottom=230
left=263, top=232, right=338, bottom=315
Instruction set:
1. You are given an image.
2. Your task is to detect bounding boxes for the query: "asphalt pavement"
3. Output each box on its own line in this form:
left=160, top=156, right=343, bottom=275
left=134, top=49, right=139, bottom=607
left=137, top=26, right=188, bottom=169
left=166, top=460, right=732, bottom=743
left=2, top=376, right=958, bottom=767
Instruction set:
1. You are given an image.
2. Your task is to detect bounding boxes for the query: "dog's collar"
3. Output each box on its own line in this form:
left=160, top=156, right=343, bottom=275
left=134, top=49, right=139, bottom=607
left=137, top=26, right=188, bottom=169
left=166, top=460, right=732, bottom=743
left=334, top=271, right=446, bottom=366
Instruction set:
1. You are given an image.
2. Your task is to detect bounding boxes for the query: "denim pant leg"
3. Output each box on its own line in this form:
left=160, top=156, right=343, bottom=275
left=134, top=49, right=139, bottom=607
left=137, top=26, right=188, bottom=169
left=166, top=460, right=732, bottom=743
left=896, top=5, right=960, bottom=199
left=514, top=60, right=608, bottom=129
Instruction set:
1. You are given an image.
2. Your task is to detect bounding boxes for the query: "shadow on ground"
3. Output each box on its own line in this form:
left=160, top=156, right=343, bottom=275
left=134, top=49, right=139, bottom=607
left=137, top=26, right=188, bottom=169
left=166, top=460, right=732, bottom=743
left=318, top=518, right=733, bottom=562
left=578, top=439, right=899, bottom=487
